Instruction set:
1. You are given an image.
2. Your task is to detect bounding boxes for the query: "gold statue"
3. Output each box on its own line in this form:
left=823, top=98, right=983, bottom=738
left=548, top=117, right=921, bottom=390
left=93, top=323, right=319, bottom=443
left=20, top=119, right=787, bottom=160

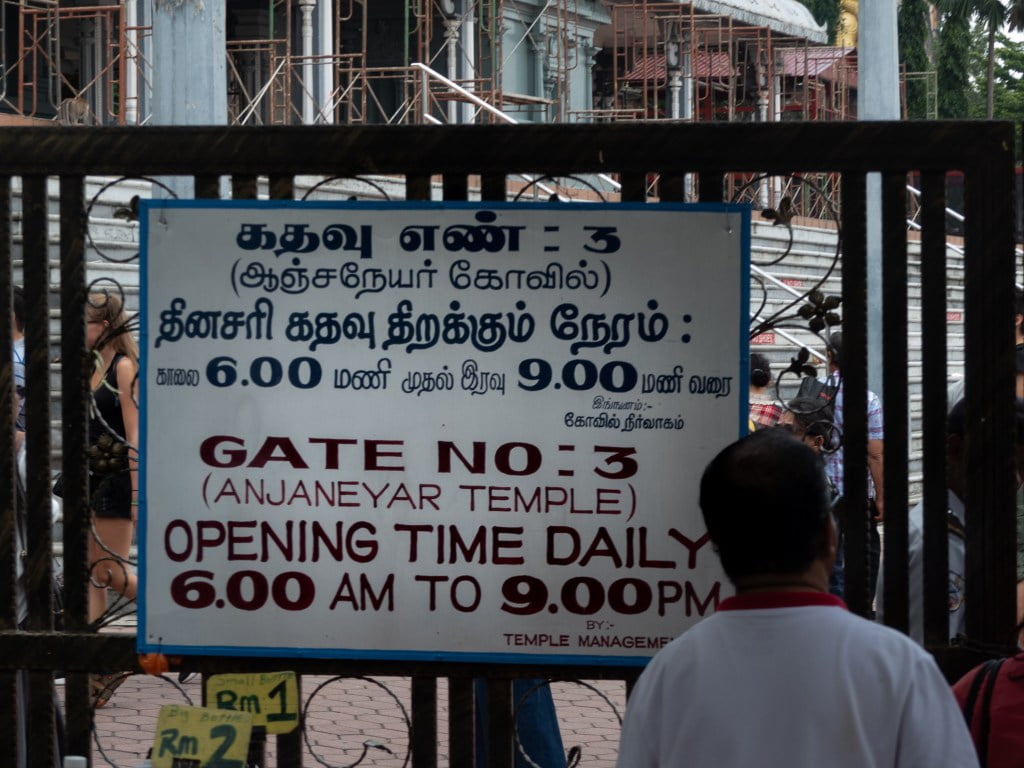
left=837, top=0, right=858, bottom=47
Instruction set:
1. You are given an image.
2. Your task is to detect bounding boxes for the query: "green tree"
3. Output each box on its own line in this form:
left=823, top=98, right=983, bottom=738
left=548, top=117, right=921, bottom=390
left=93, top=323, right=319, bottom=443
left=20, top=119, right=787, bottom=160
left=990, top=33, right=1024, bottom=119
left=899, top=0, right=933, bottom=117
left=936, top=11, right=973, bottom=117
left=800, top=0, right=840, bottom=42
left=984, top=31, right=1024, bottom=157
left=937, top=0, right=1024, bottom=116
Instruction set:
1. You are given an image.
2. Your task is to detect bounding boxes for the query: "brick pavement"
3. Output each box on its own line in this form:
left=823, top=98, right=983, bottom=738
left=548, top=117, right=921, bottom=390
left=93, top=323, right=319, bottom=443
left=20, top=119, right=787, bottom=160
left=76, top=673, right=626, bottom=767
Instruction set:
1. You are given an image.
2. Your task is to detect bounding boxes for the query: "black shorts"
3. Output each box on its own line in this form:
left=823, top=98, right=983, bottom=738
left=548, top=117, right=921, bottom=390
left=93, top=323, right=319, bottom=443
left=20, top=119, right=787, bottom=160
left=91, top=471, right=132, bottom=520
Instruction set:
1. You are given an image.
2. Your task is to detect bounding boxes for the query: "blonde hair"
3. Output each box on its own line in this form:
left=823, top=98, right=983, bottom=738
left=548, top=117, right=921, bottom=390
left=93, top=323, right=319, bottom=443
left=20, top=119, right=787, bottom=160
left=87, top=291, right=139, bottom=364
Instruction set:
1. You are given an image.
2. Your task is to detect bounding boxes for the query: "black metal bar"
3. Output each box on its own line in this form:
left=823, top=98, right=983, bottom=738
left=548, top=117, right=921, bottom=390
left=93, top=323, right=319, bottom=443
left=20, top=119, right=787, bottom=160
left=232, top=174, right=259, bottom=200
left=0, top=172, right=17, bottom=760
left=0, top=123, right=1012, bottom=176
left=443, top=174, right=468, bottom=201
left=195, top=174, right=220, bottom=199
left=268, top=175, right=295, bottom=200
left=448, top=677, right=474, bottom=768
left=920, top=171, right=951, bottom=647
left=658, top=173, right=685, bottom=202
left=407, top=174, right=432, bottom=202
left=22, top=176, right=52, bottom=631
left=59, top=174, right=91, bottom=759
left=58, top=176, right=88, bottom=632
left=963, top=136, right=1017, bottom=646
left=0, top=629, right=640, bottom=679
left=411, top=676, right=437, bottom=768
left=619, top=172, right=646, bottom=202
left=839, top=171, right=870, bottom=617
left=880, top=170, right=909, bottom=634
left=22, top=174, right=56, bottom=768
left=248, top=727, right=268, bottom=768
left=487, top=678, right=513, bottom=768
left=276, top=673, right=303, bottom=767
left=0, top=672, right=16, bottom=761
left=480, top=174, right=506, bottom=202
left=697, top=171, right=723, bottom=203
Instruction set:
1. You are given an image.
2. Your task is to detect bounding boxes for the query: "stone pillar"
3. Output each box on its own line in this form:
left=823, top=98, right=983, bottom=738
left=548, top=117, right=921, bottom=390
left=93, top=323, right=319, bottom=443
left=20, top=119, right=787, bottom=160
left=152, top=0, right=227, bottom=197
left=125, top=0, right=139, bottom=124
left=298, top=0, right=317, bottom=124
left=583, top=41, right=599, bottom=113
left=531, top=37, right=547, bottom=123
left=444, top=17, right=461, bottom=124
left=317, top=0, right=333, bottom=123
left=460, top=5, right=476, bottom=124
left=680, top=33, right=693, bottom=122
left=152, top=0, right=227, bottom=126
left=860, top=0, right=900, bottom=397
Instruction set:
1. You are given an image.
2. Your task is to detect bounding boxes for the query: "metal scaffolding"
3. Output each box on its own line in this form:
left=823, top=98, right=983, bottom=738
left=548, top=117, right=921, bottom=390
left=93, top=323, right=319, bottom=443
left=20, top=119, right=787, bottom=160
left=593, top=1, right=856, bottom=124
left=0, top=0, right=898, bottom=145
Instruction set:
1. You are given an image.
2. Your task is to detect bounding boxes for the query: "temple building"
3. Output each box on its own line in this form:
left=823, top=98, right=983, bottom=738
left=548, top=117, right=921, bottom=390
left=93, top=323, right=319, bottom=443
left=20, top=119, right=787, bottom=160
left=1, top=0, right=865, bottom=128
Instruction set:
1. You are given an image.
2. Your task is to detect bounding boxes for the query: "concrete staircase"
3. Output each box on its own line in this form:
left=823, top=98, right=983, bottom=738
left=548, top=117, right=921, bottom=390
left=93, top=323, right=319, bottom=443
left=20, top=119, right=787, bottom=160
left=749, top=217, right=966, bottom=499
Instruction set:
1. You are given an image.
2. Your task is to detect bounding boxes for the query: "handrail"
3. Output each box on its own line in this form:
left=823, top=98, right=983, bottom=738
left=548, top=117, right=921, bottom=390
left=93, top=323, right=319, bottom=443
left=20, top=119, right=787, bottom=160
left=906, top=184, right=965, bottom=224
left=751, top=312, right=827, bottom=363
left=905, top=218, right=964, bottom=257
left=411, top=61, right=511, bottom=124
left=906, top=183, right=1023, bottom=258
left=750, top=264, right=827, bottom=361
left=751, top=263, right=809, bottom=302
left=236, top=58, right=287, bottom=126
left=425, top=109, right=562, bottom=200
left=410, top=61, right=622, bottom=194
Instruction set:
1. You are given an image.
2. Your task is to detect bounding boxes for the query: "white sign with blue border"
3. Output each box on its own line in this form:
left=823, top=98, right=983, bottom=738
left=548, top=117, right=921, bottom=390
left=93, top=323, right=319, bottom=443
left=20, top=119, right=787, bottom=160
left=138, top=200, right=750, bottom=664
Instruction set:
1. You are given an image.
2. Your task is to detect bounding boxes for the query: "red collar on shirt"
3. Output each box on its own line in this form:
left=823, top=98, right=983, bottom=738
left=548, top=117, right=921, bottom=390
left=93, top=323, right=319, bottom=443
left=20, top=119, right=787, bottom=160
left=718, top=591, right=847, bottom=611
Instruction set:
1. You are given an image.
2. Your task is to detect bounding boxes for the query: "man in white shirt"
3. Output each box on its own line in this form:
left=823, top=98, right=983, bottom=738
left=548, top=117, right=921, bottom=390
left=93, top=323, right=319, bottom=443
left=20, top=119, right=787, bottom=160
left=616, top=428, right=978, bottom=768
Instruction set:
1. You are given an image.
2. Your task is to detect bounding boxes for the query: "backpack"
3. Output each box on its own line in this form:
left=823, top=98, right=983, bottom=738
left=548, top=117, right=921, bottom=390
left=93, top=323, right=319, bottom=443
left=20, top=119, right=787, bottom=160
left=795, top=375, right=838, bottom=411
left=957, top=655, right=1024, bottom=768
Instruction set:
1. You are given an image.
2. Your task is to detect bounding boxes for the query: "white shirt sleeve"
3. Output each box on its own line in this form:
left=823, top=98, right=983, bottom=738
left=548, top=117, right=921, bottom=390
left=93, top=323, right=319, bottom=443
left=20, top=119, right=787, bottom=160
left=876, top=504, right=925, bottom=644
left=894, top=654, right=979, bottom=768
left=616, top=674, right=658, bottom=768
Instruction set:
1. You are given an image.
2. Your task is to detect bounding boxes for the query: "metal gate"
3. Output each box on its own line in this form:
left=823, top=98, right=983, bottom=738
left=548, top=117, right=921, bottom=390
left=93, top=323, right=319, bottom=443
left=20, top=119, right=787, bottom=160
left=0, top=121, right=1019, bottom=767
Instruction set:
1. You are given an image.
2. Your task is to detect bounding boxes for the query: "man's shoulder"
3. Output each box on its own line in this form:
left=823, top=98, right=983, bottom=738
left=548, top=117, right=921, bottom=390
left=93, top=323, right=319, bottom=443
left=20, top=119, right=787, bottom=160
left=836, top=611, right=947, bottom=671
left=653, top=608, right=933, bottom=671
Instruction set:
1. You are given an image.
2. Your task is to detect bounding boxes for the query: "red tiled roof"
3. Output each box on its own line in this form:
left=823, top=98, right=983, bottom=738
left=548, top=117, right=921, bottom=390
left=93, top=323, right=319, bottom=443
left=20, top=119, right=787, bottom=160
left=624, top=47, right=856, bottom=85
left=778, top=46, right=856, bottom=82
left=623, top=52, right=735, bottom=82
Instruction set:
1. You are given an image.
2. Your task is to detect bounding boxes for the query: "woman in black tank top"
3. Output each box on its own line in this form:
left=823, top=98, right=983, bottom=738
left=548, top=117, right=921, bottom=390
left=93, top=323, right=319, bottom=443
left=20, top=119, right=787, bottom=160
left=85, top=291, right=139, bottom=706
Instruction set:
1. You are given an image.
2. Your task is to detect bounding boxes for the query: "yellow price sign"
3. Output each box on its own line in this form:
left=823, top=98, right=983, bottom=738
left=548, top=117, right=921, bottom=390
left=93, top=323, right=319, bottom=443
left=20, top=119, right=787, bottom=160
left=205, top=671, right=300, bottom=734
left=152, top=705, right=252, bottom=768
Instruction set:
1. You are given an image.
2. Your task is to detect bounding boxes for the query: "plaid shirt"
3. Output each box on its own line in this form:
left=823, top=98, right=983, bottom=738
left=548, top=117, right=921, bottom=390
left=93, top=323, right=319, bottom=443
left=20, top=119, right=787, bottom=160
left=749, top=396, right=782, bottom=428
left=823, top=372, right=884, bottom=498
